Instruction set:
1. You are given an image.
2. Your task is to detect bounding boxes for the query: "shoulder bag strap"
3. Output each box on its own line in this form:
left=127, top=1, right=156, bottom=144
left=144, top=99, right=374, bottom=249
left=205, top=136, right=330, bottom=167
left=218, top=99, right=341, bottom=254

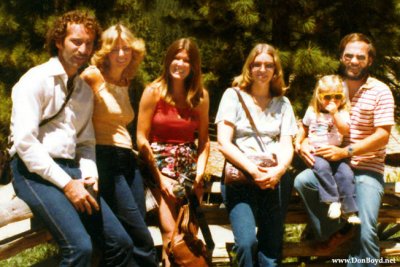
left=39, top=75, right=75, bottom=127
left=169, top=205, right=186, bottom=248
left=186, top=187, right=215, bottom=255
left=234, top=88, right=267, bottom=152
left=6, top=75, right=76, bottom=151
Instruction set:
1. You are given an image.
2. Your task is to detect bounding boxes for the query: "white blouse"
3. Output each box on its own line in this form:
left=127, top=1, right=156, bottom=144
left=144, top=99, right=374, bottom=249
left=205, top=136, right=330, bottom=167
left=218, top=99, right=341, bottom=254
left=215, top=88, right=298, bottom=154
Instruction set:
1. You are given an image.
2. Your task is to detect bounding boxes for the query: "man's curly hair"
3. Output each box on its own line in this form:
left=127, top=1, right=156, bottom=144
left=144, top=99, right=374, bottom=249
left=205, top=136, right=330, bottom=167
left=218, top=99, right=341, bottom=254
left=46, top=10, right=102, bottom=57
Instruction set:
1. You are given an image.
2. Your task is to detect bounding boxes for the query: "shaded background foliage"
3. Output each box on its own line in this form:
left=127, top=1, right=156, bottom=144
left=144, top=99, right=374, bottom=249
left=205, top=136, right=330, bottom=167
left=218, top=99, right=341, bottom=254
left=1, top=0, right=399, bottom=149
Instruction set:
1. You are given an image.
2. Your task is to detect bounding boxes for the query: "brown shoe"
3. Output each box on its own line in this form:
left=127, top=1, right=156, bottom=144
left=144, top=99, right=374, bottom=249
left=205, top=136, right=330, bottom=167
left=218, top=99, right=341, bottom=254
left=314, top=227, right=355, bottom=255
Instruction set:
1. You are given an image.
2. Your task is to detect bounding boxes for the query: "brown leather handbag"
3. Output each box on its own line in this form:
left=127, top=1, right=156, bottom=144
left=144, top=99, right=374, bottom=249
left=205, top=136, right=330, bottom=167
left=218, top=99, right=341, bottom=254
left=224, top=153, right=277, bottom=185
left=224, top=89, right=278, bottom=185
left=167, top=204, right=209, bottom=267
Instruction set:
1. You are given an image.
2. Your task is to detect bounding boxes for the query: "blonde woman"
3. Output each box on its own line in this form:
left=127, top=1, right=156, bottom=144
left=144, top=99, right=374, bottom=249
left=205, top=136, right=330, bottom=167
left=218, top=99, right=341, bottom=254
left=215, top=43, right=297, bottom=266
left=81, top=24, right=158, bottom=266
left=136, top=38, right=209, bottom=267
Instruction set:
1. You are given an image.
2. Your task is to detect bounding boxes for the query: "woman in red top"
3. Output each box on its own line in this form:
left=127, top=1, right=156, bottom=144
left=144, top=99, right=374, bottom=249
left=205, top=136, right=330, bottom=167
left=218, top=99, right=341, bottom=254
left=136, top=38, right=210, bottom=266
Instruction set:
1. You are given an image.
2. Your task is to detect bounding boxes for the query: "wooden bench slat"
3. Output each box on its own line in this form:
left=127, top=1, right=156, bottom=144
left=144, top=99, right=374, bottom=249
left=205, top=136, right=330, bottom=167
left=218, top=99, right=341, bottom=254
left=202, top=204, right=400, bottom=225
left=0, top=228, right=52, bottom=261
left=2, top=182, right=399, bottom=227
left=2, top=181, right=400, bottom=262
left=283, top=240, right=400, bottom=257
left=0, top=197, right=33, bottom=228
left=204, top=181, right=400, bottom=195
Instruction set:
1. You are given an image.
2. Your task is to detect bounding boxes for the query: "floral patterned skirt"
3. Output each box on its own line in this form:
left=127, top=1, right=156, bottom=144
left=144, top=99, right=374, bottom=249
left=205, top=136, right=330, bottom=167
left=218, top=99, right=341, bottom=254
left=150, top=142, right=198, bottom=181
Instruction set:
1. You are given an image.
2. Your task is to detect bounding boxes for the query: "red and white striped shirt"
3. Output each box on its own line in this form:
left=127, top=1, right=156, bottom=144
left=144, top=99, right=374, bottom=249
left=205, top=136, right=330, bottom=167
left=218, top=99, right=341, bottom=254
left=348, top=77, right=395, bottom=174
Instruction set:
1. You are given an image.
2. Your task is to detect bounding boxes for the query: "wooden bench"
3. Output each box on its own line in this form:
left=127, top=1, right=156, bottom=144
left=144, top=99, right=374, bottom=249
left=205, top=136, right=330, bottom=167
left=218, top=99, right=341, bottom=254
left=1, top=133, right=400, bottom=264
left=203, top=180, right=400, bottom=259
left=1, top=179, right=400, bottom=265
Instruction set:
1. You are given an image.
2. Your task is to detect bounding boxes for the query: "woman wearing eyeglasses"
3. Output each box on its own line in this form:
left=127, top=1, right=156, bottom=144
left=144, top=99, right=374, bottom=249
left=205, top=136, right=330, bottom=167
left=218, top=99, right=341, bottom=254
left=81, top=24, right=158, bottom=266
left=215, top=43, right=297, bottom=266
left=295, top=75, right=360, bottom=224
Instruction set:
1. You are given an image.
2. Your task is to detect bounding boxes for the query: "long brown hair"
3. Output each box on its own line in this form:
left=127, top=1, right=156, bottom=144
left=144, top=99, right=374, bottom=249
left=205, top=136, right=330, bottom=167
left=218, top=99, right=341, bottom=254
left=232, top=43, right=286, bottom=97
left=152, top=38, right=204, bottom=108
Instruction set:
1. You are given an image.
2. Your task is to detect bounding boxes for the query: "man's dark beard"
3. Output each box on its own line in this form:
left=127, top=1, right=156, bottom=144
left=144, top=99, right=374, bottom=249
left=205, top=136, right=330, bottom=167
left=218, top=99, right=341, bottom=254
left=339, top=63, right=369, bottom=80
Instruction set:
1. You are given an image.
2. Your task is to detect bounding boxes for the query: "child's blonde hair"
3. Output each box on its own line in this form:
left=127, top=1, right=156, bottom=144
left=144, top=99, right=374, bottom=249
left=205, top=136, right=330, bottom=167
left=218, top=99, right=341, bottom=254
left=309, top=75, right=348, bottom=115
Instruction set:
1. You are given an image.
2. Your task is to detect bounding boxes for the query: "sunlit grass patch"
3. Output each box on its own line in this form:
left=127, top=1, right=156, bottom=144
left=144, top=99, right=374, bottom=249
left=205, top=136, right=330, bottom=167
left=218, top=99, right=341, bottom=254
left=0, top=243, right=58, bottom=267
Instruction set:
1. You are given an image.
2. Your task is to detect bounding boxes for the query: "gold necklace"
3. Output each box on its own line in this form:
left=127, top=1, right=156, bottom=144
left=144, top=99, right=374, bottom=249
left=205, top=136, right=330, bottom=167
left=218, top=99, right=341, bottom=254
left=105, top=74, right=127, bottom=86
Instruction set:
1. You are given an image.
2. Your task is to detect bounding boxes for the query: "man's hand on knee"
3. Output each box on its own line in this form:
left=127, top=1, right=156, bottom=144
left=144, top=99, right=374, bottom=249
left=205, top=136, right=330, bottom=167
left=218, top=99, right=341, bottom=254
left=63, top=179, right=100, bottom=215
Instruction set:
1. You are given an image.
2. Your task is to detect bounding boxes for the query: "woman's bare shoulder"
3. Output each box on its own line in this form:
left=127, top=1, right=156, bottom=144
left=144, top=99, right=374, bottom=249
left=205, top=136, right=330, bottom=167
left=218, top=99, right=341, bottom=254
left=144, top=81, right=162, bottom=96
left=141, top=81, right=163, bottom=104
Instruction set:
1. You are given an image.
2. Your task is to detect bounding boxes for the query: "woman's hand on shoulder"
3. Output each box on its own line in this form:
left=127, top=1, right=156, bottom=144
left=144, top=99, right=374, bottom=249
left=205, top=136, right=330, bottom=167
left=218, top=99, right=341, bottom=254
left=80, top=66, right=102, bottom=90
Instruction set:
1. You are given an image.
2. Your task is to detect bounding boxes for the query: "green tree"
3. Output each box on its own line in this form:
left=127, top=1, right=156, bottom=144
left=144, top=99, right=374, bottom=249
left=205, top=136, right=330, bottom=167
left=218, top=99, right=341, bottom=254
left=1, top=0, right=399, bottom=148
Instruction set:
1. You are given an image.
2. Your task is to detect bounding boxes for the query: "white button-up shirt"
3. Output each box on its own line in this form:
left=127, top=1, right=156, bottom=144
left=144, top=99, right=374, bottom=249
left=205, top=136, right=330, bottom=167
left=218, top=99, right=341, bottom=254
left=10, top=57, right=98, bottom=188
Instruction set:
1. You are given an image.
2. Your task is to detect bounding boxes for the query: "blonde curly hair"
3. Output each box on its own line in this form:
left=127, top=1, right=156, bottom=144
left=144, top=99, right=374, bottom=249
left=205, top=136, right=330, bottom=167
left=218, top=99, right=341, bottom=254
left=91, top=24, right=145, bottom=81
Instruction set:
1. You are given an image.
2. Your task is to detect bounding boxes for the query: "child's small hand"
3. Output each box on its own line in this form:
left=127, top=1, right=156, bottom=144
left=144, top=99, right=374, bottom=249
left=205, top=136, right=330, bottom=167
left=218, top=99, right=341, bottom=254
left=325, top=102, right=338, bottom=114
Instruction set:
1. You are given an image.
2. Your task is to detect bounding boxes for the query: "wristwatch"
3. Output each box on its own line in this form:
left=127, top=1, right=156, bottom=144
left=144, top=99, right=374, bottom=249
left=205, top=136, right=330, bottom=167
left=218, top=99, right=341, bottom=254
left=347, top=145, right=354, bottom=157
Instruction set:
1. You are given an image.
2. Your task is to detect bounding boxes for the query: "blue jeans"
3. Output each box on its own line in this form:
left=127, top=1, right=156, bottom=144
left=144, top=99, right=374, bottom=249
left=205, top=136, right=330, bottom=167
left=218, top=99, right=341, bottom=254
left=11, top=157, right=134, bottom=267
left=294, top=168, right=384, bottom=266
left=96, top=145, right=158, bottom=267
left=221, top=173, right=293, bottom=267
left=312, top=156, right=357, bottom=214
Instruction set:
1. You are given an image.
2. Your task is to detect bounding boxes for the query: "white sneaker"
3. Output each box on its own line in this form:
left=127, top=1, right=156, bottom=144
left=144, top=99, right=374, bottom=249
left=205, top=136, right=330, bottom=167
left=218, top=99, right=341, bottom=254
left=347, top=214, right=361, bottom=224
left=328, top=202, right=341, bottom=219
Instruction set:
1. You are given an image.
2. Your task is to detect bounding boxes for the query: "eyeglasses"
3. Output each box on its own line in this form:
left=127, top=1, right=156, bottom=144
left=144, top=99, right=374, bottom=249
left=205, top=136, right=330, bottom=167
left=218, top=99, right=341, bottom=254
left=319, top=93, right=344, bottom=101
left=343, top=53, right=367, bottom=62
left=251, top=62, right=275, bottom=70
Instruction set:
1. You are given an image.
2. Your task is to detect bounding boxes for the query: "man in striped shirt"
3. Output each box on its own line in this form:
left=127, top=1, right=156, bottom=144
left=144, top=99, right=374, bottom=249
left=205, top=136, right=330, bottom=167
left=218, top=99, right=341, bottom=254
left=295, top=33, right=395, bottom=265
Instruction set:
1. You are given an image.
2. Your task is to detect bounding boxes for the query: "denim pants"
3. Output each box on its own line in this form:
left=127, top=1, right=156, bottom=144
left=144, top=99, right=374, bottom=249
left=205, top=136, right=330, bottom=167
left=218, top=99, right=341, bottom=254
left=11, top=156, right=134, bottom=267
left=312, top=156, right=357, bottom=214
left=96, top=145, right=158, bottom=267
left=221, top=172, right=293, bottom=267
left=294, top=168, right=384, bottom=266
